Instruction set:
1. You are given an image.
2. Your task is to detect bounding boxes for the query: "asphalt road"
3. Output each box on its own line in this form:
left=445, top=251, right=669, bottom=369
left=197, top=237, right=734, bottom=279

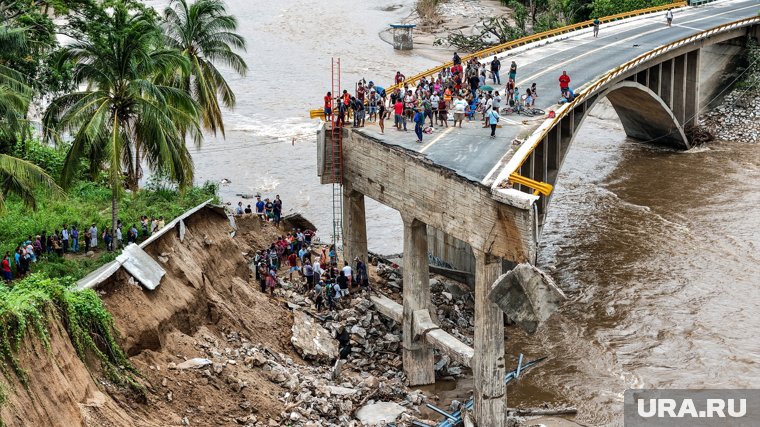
left=356, top=0, right=760, bottom=182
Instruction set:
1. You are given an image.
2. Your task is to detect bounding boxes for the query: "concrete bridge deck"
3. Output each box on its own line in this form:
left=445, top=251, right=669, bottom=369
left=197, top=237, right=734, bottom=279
left=356, top=0, right=760, bottom=183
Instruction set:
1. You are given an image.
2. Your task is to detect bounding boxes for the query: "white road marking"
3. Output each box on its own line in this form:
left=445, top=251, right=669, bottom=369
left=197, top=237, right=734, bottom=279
left=420, top=126, right=455, bottom=153
left=674, top=24, right=706, bottom=31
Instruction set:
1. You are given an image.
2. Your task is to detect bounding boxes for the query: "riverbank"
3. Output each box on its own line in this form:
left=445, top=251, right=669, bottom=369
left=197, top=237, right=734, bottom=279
left=380, top=0, right=513, bottom=63
left=701, top=89, right=760, bottom=143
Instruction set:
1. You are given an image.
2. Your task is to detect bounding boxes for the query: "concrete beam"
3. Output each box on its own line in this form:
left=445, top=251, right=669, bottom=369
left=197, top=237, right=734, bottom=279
left=344, top=131, right=535, bottom=262
left=413, top=309, right=475, bottom=367
left=343, top=187, right=368, bottom=266
left=371, top=295, right=475, bottom=368
left=402, top=216, right=435, bottom=386
left=473, top=250, right=507, bottom=427
left=371, top=294, right=403, bottom=323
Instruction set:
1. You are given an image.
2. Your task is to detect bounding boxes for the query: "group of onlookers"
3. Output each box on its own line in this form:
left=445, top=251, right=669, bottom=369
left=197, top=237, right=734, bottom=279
left=252, top=229, right=370, bottom=312
left=2, top=215, right=168, bottom=283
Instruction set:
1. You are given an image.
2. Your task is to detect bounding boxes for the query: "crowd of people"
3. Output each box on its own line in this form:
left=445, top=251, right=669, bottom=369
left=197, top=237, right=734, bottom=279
left=252, top=230, right=370, bottom=312
left=234, top=194, right=284, bottom=226
left=323, top=52, right=585, bottom=142
left=2, top=215, right=169, bottom=283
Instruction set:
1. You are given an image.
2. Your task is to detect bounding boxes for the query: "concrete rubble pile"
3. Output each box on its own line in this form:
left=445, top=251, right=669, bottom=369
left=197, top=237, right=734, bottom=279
left=702, top=91, right=760, bottom=143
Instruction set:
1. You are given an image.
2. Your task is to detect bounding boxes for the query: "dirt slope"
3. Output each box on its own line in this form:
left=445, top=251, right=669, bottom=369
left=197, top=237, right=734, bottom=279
left=1, top=208, right=299, bottom=426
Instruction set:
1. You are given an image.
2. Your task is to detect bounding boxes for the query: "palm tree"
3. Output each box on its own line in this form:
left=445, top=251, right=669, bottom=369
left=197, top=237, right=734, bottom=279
left=162, top=0, right=248, bottom=137
left=0, top=22, right=62, bottom=210
left=43, top=3, right=200, bottom=232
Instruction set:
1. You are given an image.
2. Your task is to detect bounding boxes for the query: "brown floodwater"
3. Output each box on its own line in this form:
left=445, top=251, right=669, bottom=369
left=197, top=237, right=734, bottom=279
left=142, top=0, right=760, bottom=424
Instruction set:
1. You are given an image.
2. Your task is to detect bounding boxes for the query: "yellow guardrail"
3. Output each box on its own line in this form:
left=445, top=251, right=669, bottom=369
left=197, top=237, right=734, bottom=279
left=310, top=1, right=685, bottom=119
left=495, top=14, right=760, bottom=196
left=508, top=173, right=554, bottom=196
left=385, top=1, right=686, bottom=93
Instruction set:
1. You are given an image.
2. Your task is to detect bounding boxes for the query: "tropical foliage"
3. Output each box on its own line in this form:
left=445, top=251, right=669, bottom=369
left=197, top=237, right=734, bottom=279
left=162, top=0, right=248, bottom=137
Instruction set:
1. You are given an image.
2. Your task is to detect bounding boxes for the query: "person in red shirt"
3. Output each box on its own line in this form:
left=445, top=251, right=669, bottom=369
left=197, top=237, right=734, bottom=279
left=559, top=71, right=571, bottom=94
left=2, top=252, right=12, bottom=282
left=324, top=91, right=333, bottom=122
left=395, top=71, right=405, bottom=84
left=394, top=99, right=405, bottom=131
left=288, top=252, right=299, bottom=282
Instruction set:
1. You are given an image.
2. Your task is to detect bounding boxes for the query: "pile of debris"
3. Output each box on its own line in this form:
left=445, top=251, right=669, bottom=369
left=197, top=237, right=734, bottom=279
left=701, top=90, right=760, bottom=143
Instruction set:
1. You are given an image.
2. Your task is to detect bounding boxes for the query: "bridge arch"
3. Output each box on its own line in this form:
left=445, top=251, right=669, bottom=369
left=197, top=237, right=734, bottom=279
left=596, top=81, right=690, bottom=149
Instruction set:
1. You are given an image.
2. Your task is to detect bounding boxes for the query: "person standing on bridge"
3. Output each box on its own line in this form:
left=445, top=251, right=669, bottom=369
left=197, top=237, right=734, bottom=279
left=452, top=94, right=467, bottom=128
left=324, top=91, right=333, bottom=122
left=453, top=52, right=461, bottom=66
left=487, top=107, right=500, bottom=138
left=491, top=57, right=501, bottom=84
left=559, top=71, right=571, bottom=94
left=509, top=61, right=517, bottom=82
left=593, top=17, right=600, bottom=37
left=395, top=71, right=405, bottom=84
left=413, top=107, right=425, bottom=143
left=666, top=9, right=674, bottom=27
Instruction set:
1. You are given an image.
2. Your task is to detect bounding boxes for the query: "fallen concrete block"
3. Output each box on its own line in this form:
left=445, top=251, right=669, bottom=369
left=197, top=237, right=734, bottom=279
left=355, top=402, right=406, bottom=426
left=290, top=310, right=339, bottom=363
left=175, top=358, right=212, bottom=370
left=488, top=263, right=566, bottom=334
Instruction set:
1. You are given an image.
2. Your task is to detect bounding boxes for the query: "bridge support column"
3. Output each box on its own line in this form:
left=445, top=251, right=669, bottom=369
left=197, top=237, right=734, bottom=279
left=343, top=187, right=368, bottom=265
left=685, top=49, right=701, bottom=128
left=401, top=216, right=435, bottom=386
left=473, top=250, right=507, bottom=427
left=673, top=54, right=687, bottom=124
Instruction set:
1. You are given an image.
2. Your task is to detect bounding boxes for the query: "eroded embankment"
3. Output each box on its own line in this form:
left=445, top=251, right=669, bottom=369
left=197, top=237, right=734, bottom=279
left=0, top=209, right=297, bottom=426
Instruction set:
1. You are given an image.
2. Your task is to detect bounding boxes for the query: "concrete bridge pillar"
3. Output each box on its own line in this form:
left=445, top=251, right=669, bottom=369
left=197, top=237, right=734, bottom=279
left=401, top=215, right=435, bottom=386
left=473, top=250, right=507, bottom=426
left=685, top=49, right=701, bottom=128
left=342, top=187, right=368, bottom=265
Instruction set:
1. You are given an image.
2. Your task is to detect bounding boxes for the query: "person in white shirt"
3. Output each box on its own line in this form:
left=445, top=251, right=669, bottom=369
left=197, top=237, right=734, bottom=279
left=492, top=91, right=502, bottom=114
left=115, top=226, right=123, bottom=249
left=342, top=261, right=353, bottom=287
left=452, top=95, right=468, bottom=128
left=665, top=9, right=673, bottom=27
left=61, top=225, right=69, bottom=253
left=482, top=94, right=493, bottom=127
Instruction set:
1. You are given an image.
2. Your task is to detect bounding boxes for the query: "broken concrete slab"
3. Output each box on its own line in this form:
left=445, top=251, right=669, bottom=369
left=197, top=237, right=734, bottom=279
left=117, top=244, right=165, bottom=290
left=355, top=402, right=406, bottom=426
left=370, top=294, right=403, bottom=323
left=290, top=310, right=339, bottom=363
left=175, top=358, right=212, bottom=370
left=488, top=263, right=566, bottom=334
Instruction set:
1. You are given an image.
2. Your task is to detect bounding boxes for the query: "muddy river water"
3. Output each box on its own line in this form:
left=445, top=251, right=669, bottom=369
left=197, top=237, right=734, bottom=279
left=145, top=0, right=760, bottom=424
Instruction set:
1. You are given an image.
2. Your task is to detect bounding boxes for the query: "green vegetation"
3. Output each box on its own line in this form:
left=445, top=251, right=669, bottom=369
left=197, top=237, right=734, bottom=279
left=44, top=3, right=201, bottom=233
left=0, top=0, right=242, bottom=412
left=739, top=37, right=760, bottom=92
left=0, top=275, right=138, bottom=404
left=590, top=0, right=672, bottom=17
